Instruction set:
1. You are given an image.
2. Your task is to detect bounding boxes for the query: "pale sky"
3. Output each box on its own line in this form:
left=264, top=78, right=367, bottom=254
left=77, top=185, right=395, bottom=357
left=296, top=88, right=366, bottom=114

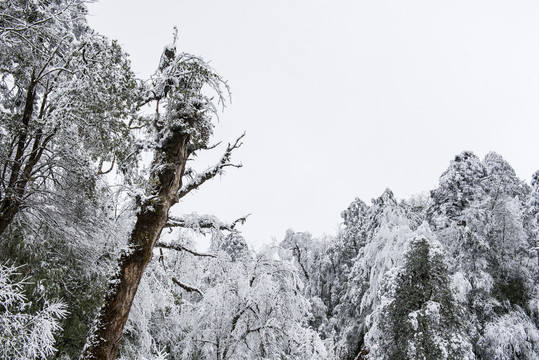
left=88, top=0, right=539, bottom=247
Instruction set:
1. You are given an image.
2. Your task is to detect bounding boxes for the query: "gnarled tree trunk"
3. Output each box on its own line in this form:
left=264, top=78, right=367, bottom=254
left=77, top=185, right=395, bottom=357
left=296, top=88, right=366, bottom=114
left=81, top=132, right=190, bottom=359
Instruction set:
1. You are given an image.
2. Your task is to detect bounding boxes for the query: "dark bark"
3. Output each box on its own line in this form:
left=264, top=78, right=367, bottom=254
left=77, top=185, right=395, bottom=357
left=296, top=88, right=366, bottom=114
left=155, top=241, right=217, bottom=258
left=81, top=131, right=190, bottom=359
left=0, top=72, right=37, bottom=235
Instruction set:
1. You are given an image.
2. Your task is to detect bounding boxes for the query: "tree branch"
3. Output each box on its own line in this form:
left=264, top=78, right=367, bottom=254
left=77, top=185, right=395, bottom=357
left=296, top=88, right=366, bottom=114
left=178, top=132, right=245, bottom=199
left=97, top=156, right=116, bottom=175
left=165, top=213, right=250, bottom=231
left=155, top=241, right=216, bottom=258
left=171, top=277, right=204, bottom=297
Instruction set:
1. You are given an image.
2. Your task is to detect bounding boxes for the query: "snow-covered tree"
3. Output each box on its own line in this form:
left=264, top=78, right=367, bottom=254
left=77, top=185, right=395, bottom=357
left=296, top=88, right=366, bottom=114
left=82, top=39, right=243, bottom=359
left=0, top=0, right=139, bottom=236
left=428, top=151, right=487, bottom=229
left=328, top=189, right=415, bottom=359
left=528, top=170, right=539, bottom=270
left=366, top=235, right=473, bottom=360
left=479, top=311, right=539, bottom=359
left=182, top=249, right=326, bottom=360
left=0, top=2, right=142, bottom=357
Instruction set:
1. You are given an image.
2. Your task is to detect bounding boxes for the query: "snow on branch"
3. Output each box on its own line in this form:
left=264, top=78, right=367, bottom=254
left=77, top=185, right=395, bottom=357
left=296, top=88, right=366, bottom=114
left=164, top=213, right=250, bottom=232
left=178, top=133, right=245, bottom=199
left=155, top=241, right=216, bottom=258
left=171, top=277, right=204, bottom=297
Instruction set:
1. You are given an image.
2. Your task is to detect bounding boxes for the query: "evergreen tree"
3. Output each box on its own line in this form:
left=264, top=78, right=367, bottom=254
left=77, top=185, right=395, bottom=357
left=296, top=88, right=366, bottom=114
left=369, top=236, right=473, bottom=360
left=334, top=189, right=414, bottom=359
left=428, top=151, right=487, bottom=229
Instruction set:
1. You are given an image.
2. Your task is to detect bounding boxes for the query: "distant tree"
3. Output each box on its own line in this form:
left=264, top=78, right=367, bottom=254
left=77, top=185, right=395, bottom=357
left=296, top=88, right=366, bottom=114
left=368, top=236, right=473, bottom=360
left=217, top=232, right=250, bottom=261
left=528, top=170, right=539, bottom=269
left=428, top=151, right=487, bottom=229
left=280, top=230, right=319, bottom=282
left=482, top=153, right=532, bottom=307
left=428, top=151, right=538, bottom=354
left=334, top=189, right=414, bottom=359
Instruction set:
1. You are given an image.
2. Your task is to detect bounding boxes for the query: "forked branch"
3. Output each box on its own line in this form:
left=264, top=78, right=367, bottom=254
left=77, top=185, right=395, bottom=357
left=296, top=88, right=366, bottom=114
left=178, top=133, right=245, bottom=199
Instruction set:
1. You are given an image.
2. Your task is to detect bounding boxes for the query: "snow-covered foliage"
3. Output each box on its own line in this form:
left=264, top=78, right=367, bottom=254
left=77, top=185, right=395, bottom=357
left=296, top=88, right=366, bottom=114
left=120, top=244, right=326, bottom=359
left=0, top=264, right=67, bottom=359
left=365, top=235, right=473, bottom=360
left=479, top=311, right=539, bottom=359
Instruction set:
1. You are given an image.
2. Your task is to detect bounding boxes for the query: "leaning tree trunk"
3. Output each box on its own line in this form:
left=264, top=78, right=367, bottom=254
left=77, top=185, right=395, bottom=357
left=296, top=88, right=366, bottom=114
left=81, top=131, right=190, bottom=359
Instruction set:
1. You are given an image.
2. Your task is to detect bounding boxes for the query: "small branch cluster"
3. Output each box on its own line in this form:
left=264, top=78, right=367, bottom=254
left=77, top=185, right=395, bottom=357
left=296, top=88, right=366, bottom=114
left=165, top=213, right=250, bottom=232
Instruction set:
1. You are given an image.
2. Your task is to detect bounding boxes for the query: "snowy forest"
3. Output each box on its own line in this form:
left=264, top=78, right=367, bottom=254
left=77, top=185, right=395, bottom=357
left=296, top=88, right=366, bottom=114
left=2, top=1, right=539, bottom=359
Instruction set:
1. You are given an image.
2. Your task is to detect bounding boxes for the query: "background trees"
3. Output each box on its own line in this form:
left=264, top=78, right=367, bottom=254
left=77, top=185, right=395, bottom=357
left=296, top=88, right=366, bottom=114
left=280, top=152, right=538, bottom=360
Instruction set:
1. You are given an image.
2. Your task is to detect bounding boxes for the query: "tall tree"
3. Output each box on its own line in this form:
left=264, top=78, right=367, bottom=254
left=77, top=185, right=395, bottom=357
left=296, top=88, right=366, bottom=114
left=334, top=189, right=414, bottom=359
left=0, top=0, right=139, bottom=236
left=81, top=43, right=242, bottom=359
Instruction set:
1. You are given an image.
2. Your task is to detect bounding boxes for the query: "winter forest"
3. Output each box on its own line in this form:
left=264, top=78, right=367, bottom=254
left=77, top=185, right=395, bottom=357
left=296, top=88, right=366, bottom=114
left=2, top=1, right=539, bottom=359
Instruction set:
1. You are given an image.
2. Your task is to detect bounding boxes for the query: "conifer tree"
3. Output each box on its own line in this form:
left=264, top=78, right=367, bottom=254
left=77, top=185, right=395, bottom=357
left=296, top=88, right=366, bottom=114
left=371, top=236, right=473, bottom=360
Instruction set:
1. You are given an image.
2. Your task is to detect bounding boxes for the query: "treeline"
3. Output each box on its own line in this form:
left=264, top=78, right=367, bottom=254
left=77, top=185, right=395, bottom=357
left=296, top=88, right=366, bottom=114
left=283, top=151, right=539, bottom=359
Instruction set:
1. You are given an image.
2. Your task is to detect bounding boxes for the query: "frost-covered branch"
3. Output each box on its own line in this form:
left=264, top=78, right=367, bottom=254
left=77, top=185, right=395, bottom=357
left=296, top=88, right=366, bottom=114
left=165, top=213, right=250, bottom=232
left=201, top=141, right=222, bottom=151
left=171, top=277, right=203, bottom=297
left=178, top=133, right=244, bottom=199
left=0, top=0, right=81, bottom=38
left=97, top=156, right=116, bottom=176
left=155, top=241, right=217, bottom=258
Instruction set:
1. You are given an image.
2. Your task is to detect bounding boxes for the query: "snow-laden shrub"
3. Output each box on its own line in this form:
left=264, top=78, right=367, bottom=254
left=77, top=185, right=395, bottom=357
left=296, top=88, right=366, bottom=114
left=479, top=310, right=539, bottom=360
left=0, top=264, right=67, bottom=359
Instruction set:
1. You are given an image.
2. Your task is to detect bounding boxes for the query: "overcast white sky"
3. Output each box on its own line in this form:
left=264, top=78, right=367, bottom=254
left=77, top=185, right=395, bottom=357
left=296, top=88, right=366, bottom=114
left=88, top=0, right=539, bottom=247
